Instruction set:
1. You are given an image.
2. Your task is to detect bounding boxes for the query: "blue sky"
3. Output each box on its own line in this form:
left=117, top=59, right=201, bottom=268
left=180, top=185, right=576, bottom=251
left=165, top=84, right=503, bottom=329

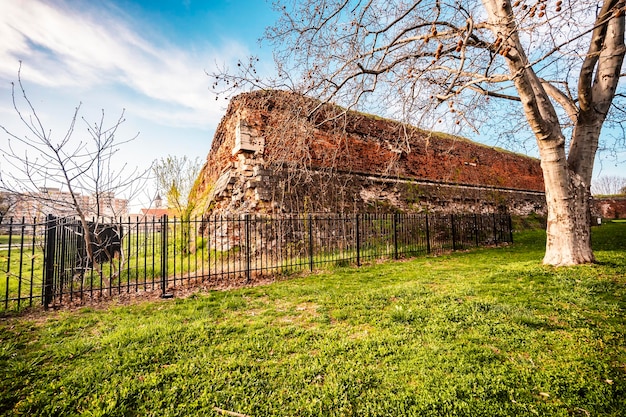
left=0, top=0, right=277, bottom=209
left=0, top=0, right=624, bottom=209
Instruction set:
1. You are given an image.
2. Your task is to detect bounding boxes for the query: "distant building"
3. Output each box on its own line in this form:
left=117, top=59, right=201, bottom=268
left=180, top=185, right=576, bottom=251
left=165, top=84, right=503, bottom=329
left=126, top=195, right=171, bottom=232
left=139, top=207, right=170, bottom=218
left=137, top=194, right=169, bottom=218
left=0, top=188, right=128, bottom=221
left=127, top=194, right=170, bottom=219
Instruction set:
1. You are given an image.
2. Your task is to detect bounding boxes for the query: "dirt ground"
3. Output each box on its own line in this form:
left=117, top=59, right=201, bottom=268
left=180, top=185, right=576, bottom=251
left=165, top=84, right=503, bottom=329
left=6, top=272, right=292, bottom=319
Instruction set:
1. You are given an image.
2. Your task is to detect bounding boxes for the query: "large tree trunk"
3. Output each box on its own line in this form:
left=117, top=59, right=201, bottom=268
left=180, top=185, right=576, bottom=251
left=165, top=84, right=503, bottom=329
left=536, top=134, right=595, bottom=266
left=546, top=120, right=605, bottom=266
left=542, top=169, right=595, bottom=266
left=483, top=0, right=625, bottom=266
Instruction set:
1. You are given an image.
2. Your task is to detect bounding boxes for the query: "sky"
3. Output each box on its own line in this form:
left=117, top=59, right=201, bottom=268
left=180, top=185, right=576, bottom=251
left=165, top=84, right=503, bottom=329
left=0, top=0, right=624, bottom=211
left=0, top=0, right=277, bottom=210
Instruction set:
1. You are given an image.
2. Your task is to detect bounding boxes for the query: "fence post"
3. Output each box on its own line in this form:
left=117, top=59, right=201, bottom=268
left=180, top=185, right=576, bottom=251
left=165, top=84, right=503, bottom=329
left=425, top=213, right=431, bottom=254
left=173, top=217, right=177, bottom=285
left=474, top=214, right=479, bottom=247
left=308, top=214, right=314, bottom=272
left=356, top=214, right=361, bottom=267
left=245, top=214, right=251, bottom=283
left=59, top=219, right=68, bottom=302
left=451, top=214, right=457, bottom=251
left=508, top=214, right=513, bottom=243
left=43, top=214, right=56, bottom=309
left=16, top=218, right=26, bottom=310
left=492, top=213, right=497, bottom=243
left=28, top=219, right=37, bottom=308
left=393, top=213, right=398, bottom=260
left=4, top=218, right=13, bottom=311
left=161, top=214, right=172, bottom=298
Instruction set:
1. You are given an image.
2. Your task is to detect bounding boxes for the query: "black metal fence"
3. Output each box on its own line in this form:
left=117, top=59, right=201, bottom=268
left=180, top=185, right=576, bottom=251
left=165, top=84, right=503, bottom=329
left=0, top=212, right=512, bottom=312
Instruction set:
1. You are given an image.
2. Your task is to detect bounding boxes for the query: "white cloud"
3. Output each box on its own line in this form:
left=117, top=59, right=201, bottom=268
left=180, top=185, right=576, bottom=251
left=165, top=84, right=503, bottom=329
left=0, top=0, right=249, bottom=129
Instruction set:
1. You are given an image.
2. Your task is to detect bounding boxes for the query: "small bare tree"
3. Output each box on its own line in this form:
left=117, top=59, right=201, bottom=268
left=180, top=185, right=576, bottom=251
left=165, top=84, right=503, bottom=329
left=592, top=175, right=626, bottom=195
left=0, top=192, right=19, bottom=223
left=212, top=0, right=626, bottom=266
left=153, top=155, right=202, bottom=255
left=0, top=64, right=150, bottom=279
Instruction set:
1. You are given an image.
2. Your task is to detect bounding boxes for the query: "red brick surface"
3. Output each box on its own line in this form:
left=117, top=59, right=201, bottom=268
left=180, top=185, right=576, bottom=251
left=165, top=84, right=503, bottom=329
left=594, top=197, right=626, bottom=219
left=194, top=90, right=545, bottom=214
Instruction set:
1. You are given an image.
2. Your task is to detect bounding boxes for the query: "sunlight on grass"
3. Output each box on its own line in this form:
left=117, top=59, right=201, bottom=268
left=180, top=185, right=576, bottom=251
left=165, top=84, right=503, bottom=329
left=0, top=223, right=625, bottom=416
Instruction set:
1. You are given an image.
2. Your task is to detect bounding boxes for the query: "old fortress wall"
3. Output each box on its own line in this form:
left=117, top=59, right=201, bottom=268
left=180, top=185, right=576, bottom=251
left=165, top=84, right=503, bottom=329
left=594, top=196, right=626, bottom=219
left=193, top=90, right=546, bottom=216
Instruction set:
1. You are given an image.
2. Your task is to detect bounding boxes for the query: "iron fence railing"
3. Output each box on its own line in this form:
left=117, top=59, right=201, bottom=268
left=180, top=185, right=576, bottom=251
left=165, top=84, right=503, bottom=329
left=0, top=212, right=512, bottom=312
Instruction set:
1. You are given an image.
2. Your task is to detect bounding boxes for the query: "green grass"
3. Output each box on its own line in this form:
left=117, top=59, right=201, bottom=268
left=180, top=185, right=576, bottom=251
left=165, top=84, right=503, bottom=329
left=0, top=231, right=227, bottom=307
left=0, top=223, right=625, bottom=416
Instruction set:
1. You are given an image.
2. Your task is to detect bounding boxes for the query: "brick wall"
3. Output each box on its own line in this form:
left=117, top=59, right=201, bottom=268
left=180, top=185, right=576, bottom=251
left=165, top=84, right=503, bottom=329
left=594, top=197, right=626, bottom=219
left=193, top=90, right=546, bottom=216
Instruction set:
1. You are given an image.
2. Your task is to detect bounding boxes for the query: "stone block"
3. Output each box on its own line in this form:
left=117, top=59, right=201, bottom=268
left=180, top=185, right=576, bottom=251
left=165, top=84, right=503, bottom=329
left=214, top=171, right=233, bottom=196
left=253, top=166, right=272, bottom=177
left=232, top=119, right=264, bottom=155
left=246, top=180, right=260, bottom=189
left=255, top=187, right=272, bottom=201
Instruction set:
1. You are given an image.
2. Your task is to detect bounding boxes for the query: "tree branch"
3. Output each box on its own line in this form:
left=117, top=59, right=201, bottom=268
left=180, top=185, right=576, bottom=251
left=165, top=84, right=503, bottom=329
left=578, top=0, right=622, bottom=113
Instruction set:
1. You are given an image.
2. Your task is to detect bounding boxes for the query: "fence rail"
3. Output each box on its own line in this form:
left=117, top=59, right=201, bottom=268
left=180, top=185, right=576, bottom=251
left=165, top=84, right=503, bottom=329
left=0, top=212, right=512, bottom=312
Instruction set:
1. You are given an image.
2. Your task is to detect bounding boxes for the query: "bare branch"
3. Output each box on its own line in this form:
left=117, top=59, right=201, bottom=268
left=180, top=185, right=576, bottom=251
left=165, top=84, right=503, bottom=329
left=0, top=67, right=151, bottom=277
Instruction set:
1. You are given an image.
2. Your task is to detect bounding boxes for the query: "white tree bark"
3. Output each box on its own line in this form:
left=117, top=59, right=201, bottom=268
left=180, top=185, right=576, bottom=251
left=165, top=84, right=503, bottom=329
left=483, top=0, right=625, bottom=266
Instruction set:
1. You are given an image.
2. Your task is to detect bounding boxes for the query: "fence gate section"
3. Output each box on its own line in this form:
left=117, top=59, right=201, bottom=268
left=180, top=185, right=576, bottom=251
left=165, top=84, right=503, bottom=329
left=43, top=215, right=128, bottom=308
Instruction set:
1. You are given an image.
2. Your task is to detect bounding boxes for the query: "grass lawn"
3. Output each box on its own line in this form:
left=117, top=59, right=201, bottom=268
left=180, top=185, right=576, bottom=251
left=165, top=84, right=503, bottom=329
left=0, top=223, right=624, bottom=416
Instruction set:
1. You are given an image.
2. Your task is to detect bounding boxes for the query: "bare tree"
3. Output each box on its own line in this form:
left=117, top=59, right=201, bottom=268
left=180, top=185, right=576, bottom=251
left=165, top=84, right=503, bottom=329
left=0, top=192, right=20, bottom=224
left=592, top=175, right=626, bottom=195
left=0, top=64, right=150, bottom=278
left=212, top=0, right=626, bottom=266
left=153, top=155, right=202, bottom=255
